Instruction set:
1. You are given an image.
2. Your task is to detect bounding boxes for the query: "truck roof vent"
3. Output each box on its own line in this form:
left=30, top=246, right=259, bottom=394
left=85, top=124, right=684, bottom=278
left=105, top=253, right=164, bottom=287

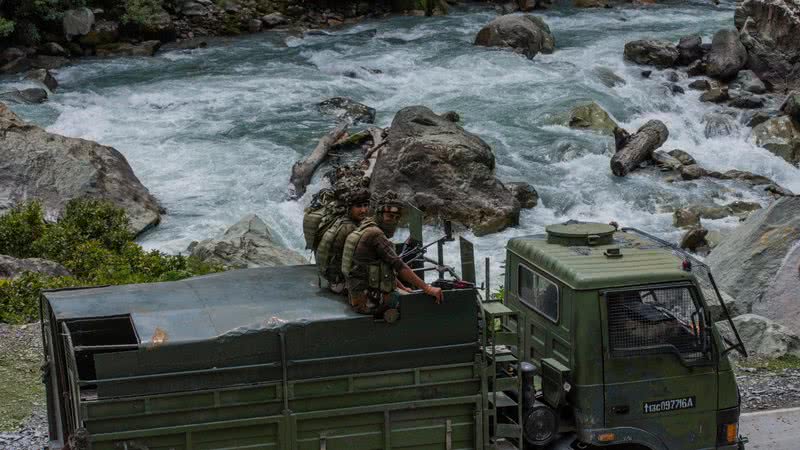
left=545, top=222, right=616, bottom=246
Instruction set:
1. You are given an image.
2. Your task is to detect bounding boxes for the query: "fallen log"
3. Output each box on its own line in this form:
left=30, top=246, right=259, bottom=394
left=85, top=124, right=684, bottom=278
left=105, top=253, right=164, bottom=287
left=289, top=121, right=350, bottom=199
left=363, top=127, right=387, bottom=178
left=610, top=120, right=669, bottom=176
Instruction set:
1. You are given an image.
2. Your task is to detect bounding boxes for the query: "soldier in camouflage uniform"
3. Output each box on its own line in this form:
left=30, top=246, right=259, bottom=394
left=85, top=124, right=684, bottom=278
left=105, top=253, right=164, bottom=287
left=316, top=175, right=371, bottom=294
left=342, top=191, right=443, bottom=315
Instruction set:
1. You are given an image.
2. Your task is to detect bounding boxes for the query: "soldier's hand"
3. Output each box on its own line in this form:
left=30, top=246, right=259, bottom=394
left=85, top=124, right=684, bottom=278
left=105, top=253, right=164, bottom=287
left=423, top=285, right=443, bottom=304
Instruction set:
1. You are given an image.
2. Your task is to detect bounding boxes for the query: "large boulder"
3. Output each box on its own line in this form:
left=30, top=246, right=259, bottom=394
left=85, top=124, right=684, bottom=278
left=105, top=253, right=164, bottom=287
left=718, top=314, right=800, bottom=359
left=705, top=29, right=748, bottom=81
left=0, top=88, right=48, bottom=104
left=0, top=103, right=161, bottom=235
left=707, top=197, right=800, bottom=333
left=677, top=35, right=704, bottom=65
left=623, top=40, right=679, bottom=69
left=781, top=91, right=800, bottom=122
left=23, top=69, right=58, bottom=92
left=318, top=97, right=376, bottom=124
left=0, top=256, right=72, bottom=279
left=730, top=69, right=767, bottom=94
left=62, top=8, right=95, bottom=39
left=474, top=15, right=555, bottom=59
left=736, top=0, right=800, bottom=92
left=751, top=115, right=800, bottom=166
left=188, top=214, right=308, bottom=268
left=568, top=102, right=618, bottom=135
left=370, top=106, right=534, bottom=236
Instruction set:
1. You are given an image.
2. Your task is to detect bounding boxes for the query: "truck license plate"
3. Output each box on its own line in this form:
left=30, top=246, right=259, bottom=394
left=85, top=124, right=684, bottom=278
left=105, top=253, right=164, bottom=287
left=643, top=396, right=696, bottom=414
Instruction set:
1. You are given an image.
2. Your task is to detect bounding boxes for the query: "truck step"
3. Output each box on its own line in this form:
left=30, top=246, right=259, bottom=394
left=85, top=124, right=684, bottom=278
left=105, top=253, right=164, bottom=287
left=495, top=423, right=522, bottom=438
left=492, top=332, right=519, bottom=346
left=493, top=376, right=519, bottom=391
left=490, top=391, right=518, bottom=408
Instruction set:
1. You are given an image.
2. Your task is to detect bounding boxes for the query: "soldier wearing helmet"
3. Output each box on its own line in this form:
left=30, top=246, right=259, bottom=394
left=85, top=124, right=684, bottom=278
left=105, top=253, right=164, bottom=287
left=341, top=191, right=443, bottom=315
left=315, top=174, right=371, bottom=294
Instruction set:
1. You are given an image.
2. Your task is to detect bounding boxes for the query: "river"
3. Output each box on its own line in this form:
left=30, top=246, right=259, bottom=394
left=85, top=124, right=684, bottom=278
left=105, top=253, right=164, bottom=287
left=3, top=1, right=799, bottom=282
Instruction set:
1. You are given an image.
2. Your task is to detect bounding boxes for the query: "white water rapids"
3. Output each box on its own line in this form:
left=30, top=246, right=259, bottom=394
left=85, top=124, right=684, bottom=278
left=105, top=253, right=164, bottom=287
left=3, top=1, right=799, bottom=283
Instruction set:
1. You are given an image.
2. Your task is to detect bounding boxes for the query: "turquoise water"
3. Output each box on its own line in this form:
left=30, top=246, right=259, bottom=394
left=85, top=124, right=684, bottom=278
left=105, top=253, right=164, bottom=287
left=3, top=2, right=799, bottom=280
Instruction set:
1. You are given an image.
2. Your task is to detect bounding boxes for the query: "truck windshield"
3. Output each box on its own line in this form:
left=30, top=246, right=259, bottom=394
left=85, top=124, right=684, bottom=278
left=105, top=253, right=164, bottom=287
left=606, top=285, right=708, bottom=364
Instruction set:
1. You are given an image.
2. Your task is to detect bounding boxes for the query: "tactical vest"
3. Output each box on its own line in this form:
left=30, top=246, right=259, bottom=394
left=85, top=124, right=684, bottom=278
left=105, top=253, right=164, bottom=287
left=316, top=216, right=355, bottom=281
left=341, top=219, right=396, bottom=293
left=302, top=190, right=338, bottom=251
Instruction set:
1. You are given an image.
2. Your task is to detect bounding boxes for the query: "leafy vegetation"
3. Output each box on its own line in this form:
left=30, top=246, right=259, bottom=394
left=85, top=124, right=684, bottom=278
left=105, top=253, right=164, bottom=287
left=122, top=0, right=165, bottom=27
left=738, top=355, right=800, bottom=372
left=0, top=199, right=222, bottom=324
left=0, top=16, right=15, bottom=38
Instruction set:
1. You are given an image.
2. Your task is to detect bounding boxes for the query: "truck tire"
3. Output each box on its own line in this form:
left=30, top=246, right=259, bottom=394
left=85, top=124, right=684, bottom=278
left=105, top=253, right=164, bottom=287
left=523, top=402, right=559, bottom=448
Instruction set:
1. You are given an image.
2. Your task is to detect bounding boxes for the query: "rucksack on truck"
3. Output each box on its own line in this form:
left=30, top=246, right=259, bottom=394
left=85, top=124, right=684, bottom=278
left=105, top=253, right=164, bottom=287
left=302, top=189, right=338, bottom=252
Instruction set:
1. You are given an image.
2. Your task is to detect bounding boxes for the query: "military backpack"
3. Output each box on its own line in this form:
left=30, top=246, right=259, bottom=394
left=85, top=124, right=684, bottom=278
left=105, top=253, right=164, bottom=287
left=341, top=219, right=396, bottom=293
left=302, top=189, right=338, bottom=252
left=316, top=216, right=356, bottom=281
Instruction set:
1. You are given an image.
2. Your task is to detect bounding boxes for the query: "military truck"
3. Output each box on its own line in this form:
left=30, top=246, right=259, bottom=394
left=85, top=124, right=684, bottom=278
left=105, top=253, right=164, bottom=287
left=40, top=221, right=746, bottom=450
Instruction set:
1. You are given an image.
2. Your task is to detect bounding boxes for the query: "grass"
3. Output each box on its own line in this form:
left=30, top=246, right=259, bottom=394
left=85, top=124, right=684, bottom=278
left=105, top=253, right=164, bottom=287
left=0, top=325, right=45, bottom=431
left=737, top=355, right=800, bottom=372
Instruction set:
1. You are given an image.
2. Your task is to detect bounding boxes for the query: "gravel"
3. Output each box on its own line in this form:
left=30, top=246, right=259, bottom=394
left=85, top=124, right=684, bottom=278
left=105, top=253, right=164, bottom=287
left=737, top=366, right=800, bottom=412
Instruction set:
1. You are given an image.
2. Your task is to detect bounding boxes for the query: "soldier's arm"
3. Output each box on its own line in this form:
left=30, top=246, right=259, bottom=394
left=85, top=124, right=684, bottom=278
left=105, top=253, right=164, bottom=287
left=374, top=235, right=443, bottom=303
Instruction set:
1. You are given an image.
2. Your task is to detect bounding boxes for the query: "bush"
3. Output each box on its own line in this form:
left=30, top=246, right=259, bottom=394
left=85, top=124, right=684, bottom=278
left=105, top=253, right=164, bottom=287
left=122, top=0, right=165, bottom=27
left=0, top=199, right=223, bottom=324
left=0, top=17, right=15, bottom=38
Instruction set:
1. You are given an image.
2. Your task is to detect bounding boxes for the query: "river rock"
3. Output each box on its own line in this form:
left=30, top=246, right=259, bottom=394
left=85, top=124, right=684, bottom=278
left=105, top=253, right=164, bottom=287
left=679, top=226, right=709, bottom=252
left=687, top=59, right=705, bottom=77
left=188, top=214, right=307, bottom=268
left=731, top=69, right=767, bottom=94
left=700, top=87, right=730, bottom=103
left=781, top=91, right=800, bottom=122
left=0, top=88, right=48, bottom=104
left=707, top=197, right=800, bottom=333
left=318, top=97, right=376, bottom=124
left=63, top=8, right=95, bottom=39
left=139, top=9, right=177, bottom=42
left=573, top=0, right=608, bottom=7
left=703, top=112, right=737, bottom=138
left=718, top=314, right=800, bottom=358
left=729, top=95, right=765, bottom=109
left=440, top=111, right=460, bottom=122
left=652, top=150, right=683, bottom=170
left=680, top=164, right=707, bottom=180
left=40, top=42, right=68, bottom=57
left=567, top=101, right=618, bottom=135
left=371, top=106, right=531, bottom=236
left=688, top=79, right=712, bottom=91
left=0, top=103, right=161, bottom=236
left=248, top=19, right=263, bottom=33
left=262, top=13, right=289, bottom=28
left=95, top=41, right=161, bottom=57
left=745, top=111, right=772, bottom=128
left=507, top=182, right=539, bottom=209
left=592, top=66, right=626, bottom=87
left=706, top=29, right=748, bottom=81
left=751, top=115, right=800, bottom=166
left=474, top=15, right=555, bottom=60
left=735, top=0, right=800, bottom=92
left=623, top=40, right=679, bottom=69
left=0, top=256, right=72, bottom=279
left=677, top=35, right=703, bottom=65
left=79, top=19, right=120, bottom=47
left=181, top=1, right=208, bottom=16
left=666, top=149, right=695, bottom=166
left=30, top=55, right=70, bottom=71
left=23, top=69, right=58, bottom=92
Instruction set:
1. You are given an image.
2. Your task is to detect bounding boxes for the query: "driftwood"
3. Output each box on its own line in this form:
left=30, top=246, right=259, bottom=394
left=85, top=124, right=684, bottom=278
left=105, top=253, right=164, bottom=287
left=289, top=121, right=350, bottom=199
left=610, top=120, right=669, bottom=176
left=363, top=127, right=387, bottom=178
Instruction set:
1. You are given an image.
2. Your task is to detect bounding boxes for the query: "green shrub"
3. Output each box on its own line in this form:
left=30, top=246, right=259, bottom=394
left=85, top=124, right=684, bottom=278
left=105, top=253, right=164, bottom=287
left=0, top=199, right=223, bottom=324
left=121, top=0, right=165, bottom=27
left=0, top=17, right=15, bottom=38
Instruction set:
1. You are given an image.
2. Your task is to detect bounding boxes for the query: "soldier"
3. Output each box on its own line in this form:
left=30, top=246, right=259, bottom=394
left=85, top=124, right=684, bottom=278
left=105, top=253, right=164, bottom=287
left=316, top=176, right=371, bottom=294
left=342, top=191, right=443, bottom=315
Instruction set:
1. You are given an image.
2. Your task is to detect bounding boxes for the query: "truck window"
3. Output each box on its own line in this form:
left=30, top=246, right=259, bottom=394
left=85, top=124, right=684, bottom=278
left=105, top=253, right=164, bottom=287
left=519, top=265, right=559, bottom=322
left=606, top=286, right=706, bottom=363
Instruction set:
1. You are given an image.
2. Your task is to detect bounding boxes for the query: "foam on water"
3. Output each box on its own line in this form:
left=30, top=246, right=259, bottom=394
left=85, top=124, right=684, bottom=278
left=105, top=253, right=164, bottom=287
left=2, top=2, right=798, bottom=283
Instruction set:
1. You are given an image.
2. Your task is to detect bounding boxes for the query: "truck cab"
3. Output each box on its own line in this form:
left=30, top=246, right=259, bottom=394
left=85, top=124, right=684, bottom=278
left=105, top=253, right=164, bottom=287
left=501, top=222, right=745, bottom=449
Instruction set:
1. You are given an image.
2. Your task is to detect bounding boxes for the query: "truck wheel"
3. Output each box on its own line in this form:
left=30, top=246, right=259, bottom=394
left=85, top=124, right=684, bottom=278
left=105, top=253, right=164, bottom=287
left=523, top=402, right=559, bottom=448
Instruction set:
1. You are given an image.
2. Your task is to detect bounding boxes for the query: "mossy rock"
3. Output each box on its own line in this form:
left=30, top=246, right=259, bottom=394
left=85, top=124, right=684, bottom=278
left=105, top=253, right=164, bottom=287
left=568, top=101, right=619, bottom=136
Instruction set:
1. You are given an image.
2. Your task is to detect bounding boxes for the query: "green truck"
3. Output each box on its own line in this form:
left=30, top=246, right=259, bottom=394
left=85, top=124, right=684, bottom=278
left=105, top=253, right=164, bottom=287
left=40, top=221, right=747, bottom=450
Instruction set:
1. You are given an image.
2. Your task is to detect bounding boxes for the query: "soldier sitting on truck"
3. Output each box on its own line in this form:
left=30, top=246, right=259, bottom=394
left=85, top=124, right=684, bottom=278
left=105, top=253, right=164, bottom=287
left=342, top=190, right=444, bottom=316
left=315, top=175, right=371, bottom=294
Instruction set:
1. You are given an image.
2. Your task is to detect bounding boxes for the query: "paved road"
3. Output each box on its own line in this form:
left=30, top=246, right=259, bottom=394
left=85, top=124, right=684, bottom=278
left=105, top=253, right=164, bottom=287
left=741, top=407, right=800, bottom=450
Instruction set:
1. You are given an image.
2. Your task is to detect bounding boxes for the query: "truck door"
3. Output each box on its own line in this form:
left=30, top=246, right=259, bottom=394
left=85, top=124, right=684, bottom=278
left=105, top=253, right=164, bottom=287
left=601, top=283, right=717, bottom=449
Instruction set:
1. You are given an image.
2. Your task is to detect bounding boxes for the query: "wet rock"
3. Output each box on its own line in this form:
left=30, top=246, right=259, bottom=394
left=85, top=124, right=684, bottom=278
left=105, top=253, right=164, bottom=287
left=573, top=0, right=608, bottom=7
left=0, top=88, right=48, bottom=104
left=623, top=39, right=679, bottom=69
left=673, top=201, right=762, bottom=229
left=371, top=106, right=532, bottom=236
left=652, top=150, right=683, bottom=170
left=751, top=116, right=800, bottom=166
left=703, top=112, right=736, bottom=138
left=677, top=34, right=703, bottom=65
left=673, top=208, right=700, bottom=228
left=719, top=315, right=800, bottom=358
left=669, top=149, right=696, bottom=165
left=318, top=97, right=376, bottom=124
left=687, top=59, right=705, bottom=77
left=641, top=70, right=652, bottom=78
left=727, top=200, right=762, bottom=215
left=188, top=214, right=307, bottom=268
left=781, top=92, right=800, bottom=122
left=680, top=164, right=707, bottom=180
left=440, top=111, right=460, bottom=122
left=731, top=69, right=767, bottom=94
left=23, top=69, right=57, bottom=92
left=688, top=79, right=711, bottom=90
left=0, top=103, right=161, bottom=236
left=262, top=13, right=289, bottom=28
left=248, top=19, right=262, bottom=33
left=63, top=8, right=95, bottom=39
left=670, top=84, right=685, bottom=95
left=0, top=256, right=72, bottom=279
left=736, top=0, right=800, bottom=92
left=567, top=101, right=618, bottom=135
left=507, top=182, right=539, bottom=208
left=706, top=28, right=748, bottom=81
left=30, top=55, right=69, bottom=71
left=746, top=111, right=772, bottom=128
left=1, top=48, right=25, bottom=64
left=665, top=70, right=680, bottom=83
left=181, top=1, right=208, bottom=16
left=680, top=226, right=709, bottom=252
left=592, top=66, right=626, bottom=87
left=729, top=95, right=765, bottom=109
left=700, top=87, right=730, bottom=103
left=474, top=15, right=555, bottom=59
left=708, top=197, right=800, bottom=333
left=79, top=19, right=120, bottom=47
left=40, top=42, right=68, bottom=57
left=95, top=41, right=162, bottom=57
